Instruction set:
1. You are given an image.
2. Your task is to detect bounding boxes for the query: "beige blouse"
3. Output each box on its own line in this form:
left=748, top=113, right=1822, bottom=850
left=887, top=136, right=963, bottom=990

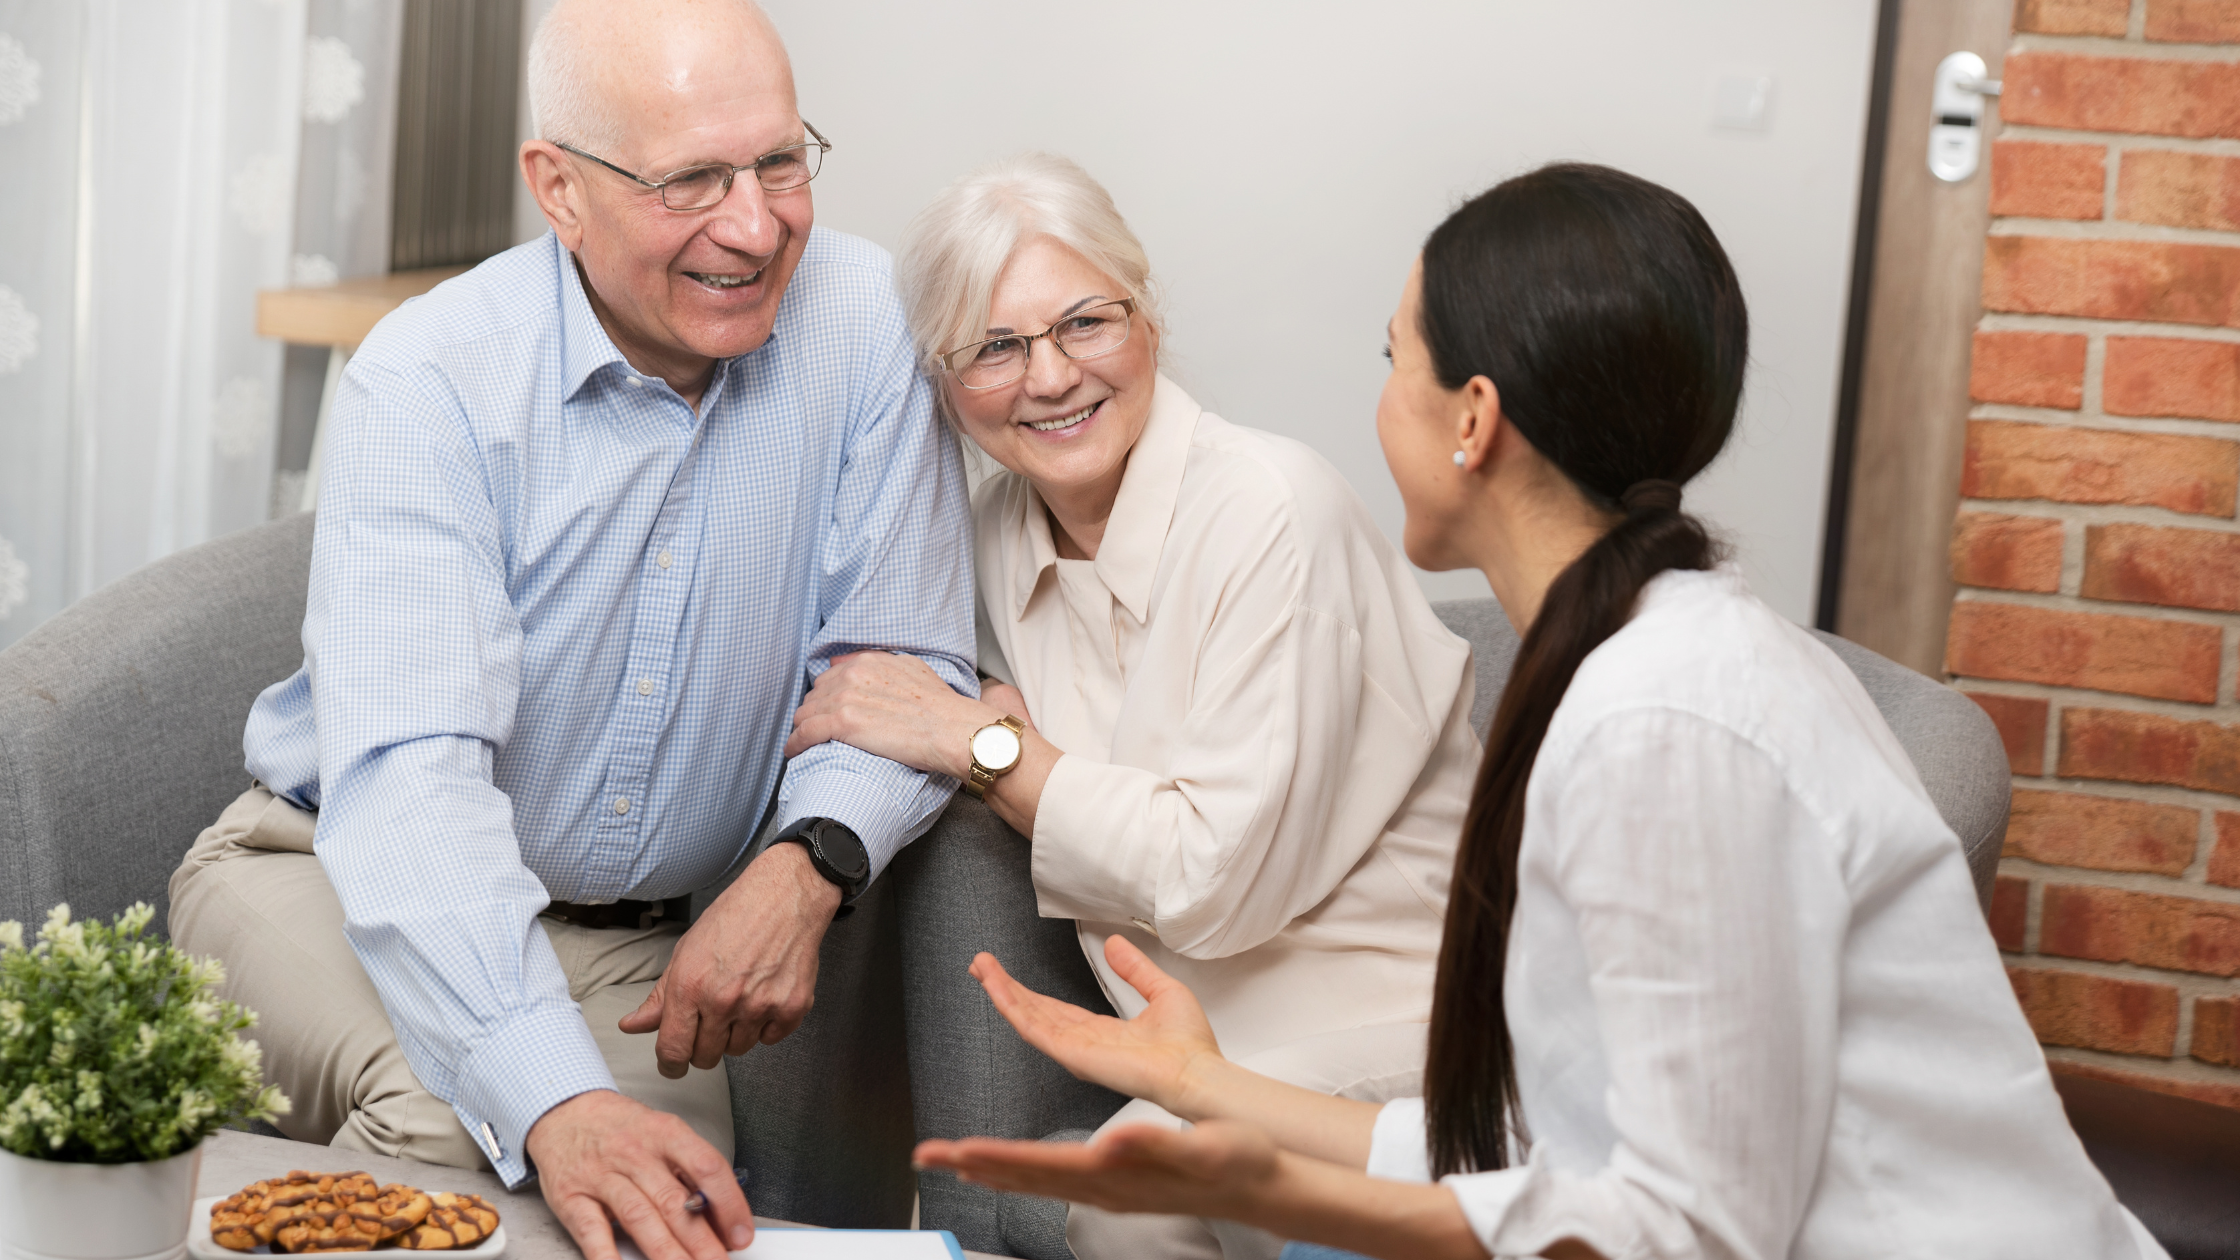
left=974, top=375, right=1483, bottom=1062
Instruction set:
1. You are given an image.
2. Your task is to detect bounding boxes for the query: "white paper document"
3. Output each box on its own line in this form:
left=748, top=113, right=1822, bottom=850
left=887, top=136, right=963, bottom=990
left=619, top=1228, right=964, bottom=1259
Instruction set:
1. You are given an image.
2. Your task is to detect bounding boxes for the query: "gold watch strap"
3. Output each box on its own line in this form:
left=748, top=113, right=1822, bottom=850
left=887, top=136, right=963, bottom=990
left=964, top=714, right=1026, bottom=800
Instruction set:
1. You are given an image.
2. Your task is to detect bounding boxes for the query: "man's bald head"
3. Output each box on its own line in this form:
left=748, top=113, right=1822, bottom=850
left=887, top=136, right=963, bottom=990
left=518, top=0, right=815, bottom=399
left=528, top=0, right=793, bottom=162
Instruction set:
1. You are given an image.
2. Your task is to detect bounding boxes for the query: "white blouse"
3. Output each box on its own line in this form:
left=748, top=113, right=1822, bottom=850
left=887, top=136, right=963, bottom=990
left=1364, top=567, right=2164, bottom=1259
left=974, top=375, right=1483, bottom=1063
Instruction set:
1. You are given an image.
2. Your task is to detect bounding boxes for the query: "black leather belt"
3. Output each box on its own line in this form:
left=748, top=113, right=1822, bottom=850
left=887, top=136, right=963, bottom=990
left=541, top=896, right=691, bottom=930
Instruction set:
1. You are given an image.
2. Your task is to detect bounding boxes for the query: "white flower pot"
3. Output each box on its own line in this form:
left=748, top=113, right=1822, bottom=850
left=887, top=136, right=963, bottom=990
left=0, top=1143, right=203, bottom=1260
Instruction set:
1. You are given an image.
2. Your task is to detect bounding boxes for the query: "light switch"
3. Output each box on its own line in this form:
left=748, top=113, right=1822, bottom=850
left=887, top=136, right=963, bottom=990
left=1713, top=72, right=1775, bottom=132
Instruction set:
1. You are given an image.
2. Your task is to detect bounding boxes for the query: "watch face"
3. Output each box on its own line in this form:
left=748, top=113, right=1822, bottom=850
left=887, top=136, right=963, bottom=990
left=971, top=722, right=1023, bottom=772
left=814, top=821, right=870, bottom=881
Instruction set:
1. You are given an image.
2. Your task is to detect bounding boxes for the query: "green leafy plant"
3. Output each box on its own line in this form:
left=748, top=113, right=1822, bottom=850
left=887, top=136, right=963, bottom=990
left=0, top=903, right=287, bottom=1163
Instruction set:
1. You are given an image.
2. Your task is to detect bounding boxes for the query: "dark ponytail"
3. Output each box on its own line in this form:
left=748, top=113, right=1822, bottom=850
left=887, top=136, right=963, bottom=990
left=1419, top=164, right=1748, bottom=1177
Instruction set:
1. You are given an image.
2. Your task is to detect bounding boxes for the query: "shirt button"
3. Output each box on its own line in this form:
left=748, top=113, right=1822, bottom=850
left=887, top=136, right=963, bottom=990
left=637, top=678, right=653, bottom=696
left=657, top=551, right=672, bottom=569
left=626, top=375, right=643, bottom=387
left=1130, top=917, right=1155, bottom=933
left=613, top=797, right=630, bottom=816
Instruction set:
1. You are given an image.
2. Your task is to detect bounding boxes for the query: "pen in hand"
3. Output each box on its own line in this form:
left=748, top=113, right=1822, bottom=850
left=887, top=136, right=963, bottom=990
left=682, top=1165, right=753, bottom=1216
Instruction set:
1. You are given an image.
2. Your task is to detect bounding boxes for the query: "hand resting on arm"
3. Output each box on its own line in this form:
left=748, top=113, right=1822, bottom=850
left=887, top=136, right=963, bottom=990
left=783, top=651, right=1055, bottom=835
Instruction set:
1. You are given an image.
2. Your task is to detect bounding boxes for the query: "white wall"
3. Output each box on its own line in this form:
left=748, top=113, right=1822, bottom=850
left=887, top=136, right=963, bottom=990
left=776, top=1, right=1881, bottom=620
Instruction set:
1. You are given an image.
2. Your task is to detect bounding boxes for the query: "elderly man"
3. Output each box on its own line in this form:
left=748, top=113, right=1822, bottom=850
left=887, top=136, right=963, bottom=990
left=166, top=2, right=971, bottom=1257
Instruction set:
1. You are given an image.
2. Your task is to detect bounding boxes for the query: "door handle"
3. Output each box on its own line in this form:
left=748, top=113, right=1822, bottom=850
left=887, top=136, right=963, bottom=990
left=1928, top=51, right=2002, bottom=183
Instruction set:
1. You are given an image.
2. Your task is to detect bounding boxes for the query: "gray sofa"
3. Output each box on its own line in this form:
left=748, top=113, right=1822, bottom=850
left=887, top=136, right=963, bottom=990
left=0, top=514, right=2016, bottom=1243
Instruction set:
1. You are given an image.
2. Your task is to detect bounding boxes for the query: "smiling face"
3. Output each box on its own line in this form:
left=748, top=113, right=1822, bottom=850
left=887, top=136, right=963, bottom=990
left=945, top=234, right=1159, bottom=521
left=523, top=1, right=810, bottom=390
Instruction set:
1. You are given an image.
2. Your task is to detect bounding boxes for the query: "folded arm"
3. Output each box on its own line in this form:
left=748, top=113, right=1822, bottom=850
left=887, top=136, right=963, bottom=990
left=636, top=325, right=976, bottom=1082
left=774, top=339, right=977, bottom=875
left=793, top=545, right=1447, bottom=962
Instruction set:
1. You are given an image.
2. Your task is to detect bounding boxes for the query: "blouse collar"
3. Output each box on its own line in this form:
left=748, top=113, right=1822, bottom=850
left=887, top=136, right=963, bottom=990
left=1008, top=373, right=1202, bottom=624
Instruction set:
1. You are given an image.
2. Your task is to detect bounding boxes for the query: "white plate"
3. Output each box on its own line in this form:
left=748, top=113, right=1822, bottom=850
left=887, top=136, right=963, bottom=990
left=186, top=1194, right=508, bottom=1258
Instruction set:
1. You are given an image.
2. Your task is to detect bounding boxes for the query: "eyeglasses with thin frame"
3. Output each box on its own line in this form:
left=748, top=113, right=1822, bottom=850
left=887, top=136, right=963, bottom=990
left=939, top=298, right=1139, bottom=390
left=553, top=122, right=831, bottom=211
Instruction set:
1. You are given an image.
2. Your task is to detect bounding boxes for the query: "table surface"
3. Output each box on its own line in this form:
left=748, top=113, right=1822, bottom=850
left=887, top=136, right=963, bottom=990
left=198, top=1129, right=1000, bottom=1258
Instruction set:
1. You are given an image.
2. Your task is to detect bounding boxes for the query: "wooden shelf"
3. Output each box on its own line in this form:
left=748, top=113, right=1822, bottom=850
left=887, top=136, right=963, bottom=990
left=256, top=266, right=468, bottom=347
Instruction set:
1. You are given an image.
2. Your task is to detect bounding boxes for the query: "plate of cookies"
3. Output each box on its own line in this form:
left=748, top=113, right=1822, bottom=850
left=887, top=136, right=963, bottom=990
left=187, top=1169, right=505, bottom=1256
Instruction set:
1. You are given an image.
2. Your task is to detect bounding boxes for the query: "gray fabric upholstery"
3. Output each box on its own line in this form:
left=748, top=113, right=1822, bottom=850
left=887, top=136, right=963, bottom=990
left=1807, top=629, right=2010, bottom=910
left=723, top=870, right=918, bottom=1229
left=892, top=796, right=1124, bottom=1259
left=0, top=512, right=316, bottom=933
left=1430, top=597, right=2009, bottom=911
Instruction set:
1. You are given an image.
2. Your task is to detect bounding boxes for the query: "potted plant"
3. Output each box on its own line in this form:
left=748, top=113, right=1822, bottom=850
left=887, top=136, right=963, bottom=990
left=0, top=903, right=288, bottom=1260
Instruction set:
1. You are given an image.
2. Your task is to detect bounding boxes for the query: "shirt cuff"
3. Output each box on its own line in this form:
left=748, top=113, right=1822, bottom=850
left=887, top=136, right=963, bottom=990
left=1441, top=1162, right=1536, bottom=1252
left=778, top=761, right=946, bottom=881
left=447, top=1003, right=617, bottom=1188
left=1369, top=1095, right=1544, bottom=1257
left=1367, top=1097, right=1432, bottom=1183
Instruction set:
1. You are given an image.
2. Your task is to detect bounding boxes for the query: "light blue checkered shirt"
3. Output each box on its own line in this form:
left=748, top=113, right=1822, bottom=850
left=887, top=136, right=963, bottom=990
left=243, top=228, right=975, bottom=1186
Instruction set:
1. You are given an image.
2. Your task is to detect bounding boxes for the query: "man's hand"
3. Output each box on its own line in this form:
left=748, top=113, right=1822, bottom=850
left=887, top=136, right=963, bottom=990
left=528, top=1089, right=752, bottom=1260
left=620, top=841, right=840, bottom=1077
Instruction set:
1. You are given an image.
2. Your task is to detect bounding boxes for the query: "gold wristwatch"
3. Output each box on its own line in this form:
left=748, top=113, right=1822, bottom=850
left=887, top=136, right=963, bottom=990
left=964, top=714, right=1026, bottom=800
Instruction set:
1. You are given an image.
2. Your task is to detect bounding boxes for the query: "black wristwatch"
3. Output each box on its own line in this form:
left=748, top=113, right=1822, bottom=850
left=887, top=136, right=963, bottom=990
left=771, top=817, right=871, bottom=907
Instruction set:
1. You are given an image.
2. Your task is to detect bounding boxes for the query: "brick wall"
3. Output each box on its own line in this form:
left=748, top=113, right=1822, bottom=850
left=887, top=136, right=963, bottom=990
left=1951, top=0, right=2240, bottom=1109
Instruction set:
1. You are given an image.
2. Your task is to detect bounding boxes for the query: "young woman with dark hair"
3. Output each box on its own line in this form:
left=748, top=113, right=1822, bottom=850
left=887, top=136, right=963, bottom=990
left=913, top=163, right=2164, bottom=1260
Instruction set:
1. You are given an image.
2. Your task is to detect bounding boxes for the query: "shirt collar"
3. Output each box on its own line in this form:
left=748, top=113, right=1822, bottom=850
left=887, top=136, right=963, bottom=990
left=557, top=238, right=630, bottom=401
left=1008, top=373, right=1201, bottom=625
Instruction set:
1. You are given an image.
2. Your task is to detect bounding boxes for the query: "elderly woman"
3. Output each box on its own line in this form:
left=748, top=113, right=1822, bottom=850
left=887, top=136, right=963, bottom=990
left=781, top=153, right=1482, bottom=1260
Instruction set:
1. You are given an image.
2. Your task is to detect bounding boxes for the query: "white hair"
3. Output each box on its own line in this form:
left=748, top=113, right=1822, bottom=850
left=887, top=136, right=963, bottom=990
left=896, top=153, right=1163, bottom=372
left=526, top=3, right=624, bottom=154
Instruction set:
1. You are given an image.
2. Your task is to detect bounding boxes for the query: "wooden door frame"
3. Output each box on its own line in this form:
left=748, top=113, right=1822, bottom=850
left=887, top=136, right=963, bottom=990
left=1817, top=0, right=2012, bottom=675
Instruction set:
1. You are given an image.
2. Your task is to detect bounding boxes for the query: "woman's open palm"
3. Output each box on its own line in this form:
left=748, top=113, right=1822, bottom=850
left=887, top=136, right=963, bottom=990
left=972, top=934, right=1222, bottom=1116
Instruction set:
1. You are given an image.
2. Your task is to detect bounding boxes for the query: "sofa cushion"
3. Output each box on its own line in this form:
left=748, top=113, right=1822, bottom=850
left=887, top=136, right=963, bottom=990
left=0, top=513, right=316, bottom=932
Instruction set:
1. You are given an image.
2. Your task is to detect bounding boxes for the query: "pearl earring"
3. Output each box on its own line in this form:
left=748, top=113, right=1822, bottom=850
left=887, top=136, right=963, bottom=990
left=1452, top=450, right=1466, bottom=467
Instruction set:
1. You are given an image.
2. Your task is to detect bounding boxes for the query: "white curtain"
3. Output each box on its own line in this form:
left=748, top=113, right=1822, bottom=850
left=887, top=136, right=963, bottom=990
left=0, top=0, right=401, bottom=648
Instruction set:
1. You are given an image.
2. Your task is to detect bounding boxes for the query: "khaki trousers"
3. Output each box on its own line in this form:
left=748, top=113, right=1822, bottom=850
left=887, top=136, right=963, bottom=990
left=168, top=787, right=734, bottom=1171
left=1065, top=1020, right=1429, bottom=1260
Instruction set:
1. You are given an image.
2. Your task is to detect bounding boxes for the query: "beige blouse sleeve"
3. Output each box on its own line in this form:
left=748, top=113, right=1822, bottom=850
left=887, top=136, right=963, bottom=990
left=1027, top=494, right=1460, bottom=961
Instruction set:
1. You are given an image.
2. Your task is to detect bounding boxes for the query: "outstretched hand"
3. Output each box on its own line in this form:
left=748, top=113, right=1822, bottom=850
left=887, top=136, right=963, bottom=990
left=914, top=1119, right=1280, bottom=1220
left=972, top=934, right=1223, bottom=1118
left=917, top=1122, right=1516, bottom=1260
